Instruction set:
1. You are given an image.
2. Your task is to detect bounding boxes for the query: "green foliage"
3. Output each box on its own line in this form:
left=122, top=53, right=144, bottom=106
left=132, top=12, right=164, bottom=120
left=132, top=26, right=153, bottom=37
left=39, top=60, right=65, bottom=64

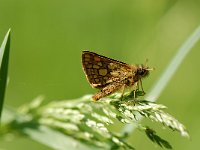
left=0, top=91, right=189, bottom=150
left=0, top=29, right=10, bottom=121
left=113, top=92, right=189, bottom=137
left=144, top=127, right=172, bottom=149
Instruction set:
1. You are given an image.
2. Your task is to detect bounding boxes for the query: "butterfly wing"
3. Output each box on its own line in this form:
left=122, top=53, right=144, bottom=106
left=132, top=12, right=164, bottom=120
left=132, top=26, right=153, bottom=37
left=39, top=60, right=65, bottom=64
left=82, top=51, right=132, bottom=89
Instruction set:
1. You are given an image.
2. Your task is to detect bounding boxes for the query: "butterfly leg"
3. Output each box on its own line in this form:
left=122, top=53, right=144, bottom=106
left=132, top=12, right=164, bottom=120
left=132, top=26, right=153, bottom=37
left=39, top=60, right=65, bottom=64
left=132, top=82, right=139, bottom=99
left=139, top=79, right=144, bottom=92
left=92, top=82, right=124, bottom=101
left=139, top=79, right=146, bottom=96
left=124, top=84, right=138, bottom=106
left=119, top=84, right=126, bottom=101
left=133, top=90, right=136, bottom=99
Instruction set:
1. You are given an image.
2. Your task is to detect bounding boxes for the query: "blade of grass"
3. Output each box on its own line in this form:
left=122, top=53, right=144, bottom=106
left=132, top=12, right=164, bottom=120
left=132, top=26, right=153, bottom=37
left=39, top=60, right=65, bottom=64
left=146, top=25, right=200, bottom=101
left=23, top=125, right=102, bottom=150
left=0, top=29, right=11, bottom=121
left=122, top=25, right=200, bottom=134
left=2, top=106, right=102, bottom=150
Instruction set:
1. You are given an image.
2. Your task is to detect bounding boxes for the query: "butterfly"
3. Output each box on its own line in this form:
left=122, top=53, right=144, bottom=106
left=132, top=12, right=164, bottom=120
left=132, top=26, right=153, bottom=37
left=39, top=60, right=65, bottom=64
left=82, top=51, right=153, bottom=101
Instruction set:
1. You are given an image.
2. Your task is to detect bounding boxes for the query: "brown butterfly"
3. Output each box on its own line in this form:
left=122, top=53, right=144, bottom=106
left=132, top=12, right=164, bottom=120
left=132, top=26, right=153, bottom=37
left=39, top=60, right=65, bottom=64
left=82, top=51, right=153, bottom=101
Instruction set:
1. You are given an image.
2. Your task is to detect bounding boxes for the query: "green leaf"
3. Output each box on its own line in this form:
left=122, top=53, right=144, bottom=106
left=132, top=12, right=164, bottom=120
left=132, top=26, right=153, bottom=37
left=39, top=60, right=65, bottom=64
left=0, top=29, right=11, bottom=122
left=145, top=127, right=172, bottom=149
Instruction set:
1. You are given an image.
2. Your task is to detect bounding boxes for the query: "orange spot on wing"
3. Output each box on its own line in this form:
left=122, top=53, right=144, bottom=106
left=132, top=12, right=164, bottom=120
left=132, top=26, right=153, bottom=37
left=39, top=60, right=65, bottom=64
left=94, top=56, right=101, bottom=61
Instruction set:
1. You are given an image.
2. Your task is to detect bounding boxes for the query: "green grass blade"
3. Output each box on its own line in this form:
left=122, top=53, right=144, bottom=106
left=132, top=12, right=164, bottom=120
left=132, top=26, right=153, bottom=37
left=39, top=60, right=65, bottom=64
left=0, top=29, right=11, bottom=121
left=122, top=25, right=200, bottom=134
left=23, top=125, right=101, bottom=150
left=2, top=106, right=101, bottom=150
left=146, top=25, right=200, bottom=101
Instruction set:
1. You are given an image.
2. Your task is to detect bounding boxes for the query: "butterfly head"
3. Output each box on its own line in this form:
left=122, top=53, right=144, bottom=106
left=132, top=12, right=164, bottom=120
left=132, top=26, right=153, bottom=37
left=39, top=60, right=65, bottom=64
left=136, top=65, right=148, bottom=77
left=136, top=62, right=154, bottom=78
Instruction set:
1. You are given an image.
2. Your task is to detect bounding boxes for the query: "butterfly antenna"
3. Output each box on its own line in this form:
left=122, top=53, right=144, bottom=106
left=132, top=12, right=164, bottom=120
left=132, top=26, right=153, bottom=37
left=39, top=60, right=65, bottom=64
left=145, top=58, right=149, bottom=67
left=146, top=67, right=155, bottom=71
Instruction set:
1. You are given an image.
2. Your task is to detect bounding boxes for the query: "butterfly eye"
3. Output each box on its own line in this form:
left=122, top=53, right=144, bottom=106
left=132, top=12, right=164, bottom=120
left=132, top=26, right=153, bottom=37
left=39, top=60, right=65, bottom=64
left=139, top=69, right=144, bottom=75
left=137, top=68, right=146, bottom=76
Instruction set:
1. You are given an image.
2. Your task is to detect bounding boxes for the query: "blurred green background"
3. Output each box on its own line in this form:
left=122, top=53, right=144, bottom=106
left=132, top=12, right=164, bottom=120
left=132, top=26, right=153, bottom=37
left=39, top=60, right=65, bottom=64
left=0, top=0, right=200, bottom=149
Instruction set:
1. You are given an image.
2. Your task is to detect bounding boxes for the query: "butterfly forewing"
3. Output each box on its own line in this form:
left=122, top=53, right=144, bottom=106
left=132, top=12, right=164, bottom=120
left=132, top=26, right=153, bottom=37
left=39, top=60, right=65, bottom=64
left=82, top=51, right=132, bottom=89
